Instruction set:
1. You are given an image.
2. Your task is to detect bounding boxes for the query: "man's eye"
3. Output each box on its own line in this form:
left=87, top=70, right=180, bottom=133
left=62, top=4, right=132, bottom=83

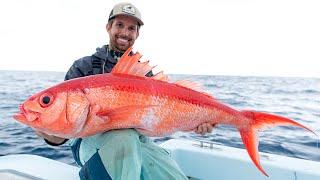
left=129, top=26, right=136, bottom=31
left=116, top=23, right=123, bottom=28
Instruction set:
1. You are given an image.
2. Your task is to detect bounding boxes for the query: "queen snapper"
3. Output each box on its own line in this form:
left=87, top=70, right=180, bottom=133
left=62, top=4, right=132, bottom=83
left=14, top=47, right=315, bottom=176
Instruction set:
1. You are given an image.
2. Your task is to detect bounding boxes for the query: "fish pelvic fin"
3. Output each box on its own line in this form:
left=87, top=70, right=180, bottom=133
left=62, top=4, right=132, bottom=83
left=239, top=110, right=316, bottom=177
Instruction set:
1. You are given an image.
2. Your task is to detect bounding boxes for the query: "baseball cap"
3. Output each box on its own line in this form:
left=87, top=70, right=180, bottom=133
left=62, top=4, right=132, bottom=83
left=108, top=3, right=144, bottom=26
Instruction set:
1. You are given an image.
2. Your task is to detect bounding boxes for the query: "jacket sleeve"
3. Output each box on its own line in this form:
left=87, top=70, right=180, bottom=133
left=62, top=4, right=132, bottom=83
left=65, top=56, right=93, bottom=80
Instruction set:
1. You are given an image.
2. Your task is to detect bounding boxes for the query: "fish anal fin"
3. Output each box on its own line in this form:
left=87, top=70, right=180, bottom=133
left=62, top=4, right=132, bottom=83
left=111, top=47, right=154, bottom=77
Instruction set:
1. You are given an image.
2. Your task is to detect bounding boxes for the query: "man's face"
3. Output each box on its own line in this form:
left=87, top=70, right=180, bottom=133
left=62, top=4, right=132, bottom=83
left=107, top=15, right=140, bottom=52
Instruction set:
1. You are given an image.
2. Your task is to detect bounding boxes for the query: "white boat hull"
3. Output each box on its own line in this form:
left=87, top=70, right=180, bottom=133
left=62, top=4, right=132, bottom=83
left=0, top=139, right=319, bottom=180
left=0, top=154, right=79, bottom=180
left=160, top=139, right=320, bottom=180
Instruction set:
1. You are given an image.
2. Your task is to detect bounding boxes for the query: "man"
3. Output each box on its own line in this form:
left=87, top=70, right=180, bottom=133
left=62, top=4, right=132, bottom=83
left=37, top=2, right=215, bottom=180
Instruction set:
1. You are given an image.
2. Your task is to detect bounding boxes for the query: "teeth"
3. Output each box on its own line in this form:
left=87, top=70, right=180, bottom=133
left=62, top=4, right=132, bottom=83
left=117, top=38, right=129, bottom=44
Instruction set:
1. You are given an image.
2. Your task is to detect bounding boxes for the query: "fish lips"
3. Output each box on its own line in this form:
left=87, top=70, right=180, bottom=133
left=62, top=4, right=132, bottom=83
left=14, top=105, right=39, bottom=122
left=13, top=113, right=26, bottom=121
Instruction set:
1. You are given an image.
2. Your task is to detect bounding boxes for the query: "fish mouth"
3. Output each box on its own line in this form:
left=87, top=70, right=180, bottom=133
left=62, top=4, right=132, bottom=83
left=13, top=105, right=39, bottom=122
left=13, top=112, right=26, bottom=121
left=13, top=105, right=26, bottom=121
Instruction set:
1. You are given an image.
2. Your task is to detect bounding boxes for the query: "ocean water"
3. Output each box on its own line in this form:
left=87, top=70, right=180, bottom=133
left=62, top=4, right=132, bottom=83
left=0, top=70, right=319, bottom=165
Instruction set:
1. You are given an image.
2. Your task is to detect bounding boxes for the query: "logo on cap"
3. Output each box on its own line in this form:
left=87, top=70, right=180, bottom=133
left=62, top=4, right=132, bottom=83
left=122, top=5, right=135, bottom=15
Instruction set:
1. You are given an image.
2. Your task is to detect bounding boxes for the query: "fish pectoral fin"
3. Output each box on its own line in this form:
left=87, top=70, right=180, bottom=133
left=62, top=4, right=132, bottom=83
left=88, top=104, right=110, bottom=122
left=97, top=105, right=157, bottom=122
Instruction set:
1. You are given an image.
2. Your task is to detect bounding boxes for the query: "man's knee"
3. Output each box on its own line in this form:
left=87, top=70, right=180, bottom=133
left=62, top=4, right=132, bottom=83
left=79, top=129, right=141, bottom=164
left=97, top=129, right=143, bottom=179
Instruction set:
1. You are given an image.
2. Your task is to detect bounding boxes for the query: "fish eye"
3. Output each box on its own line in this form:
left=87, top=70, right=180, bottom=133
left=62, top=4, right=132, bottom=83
left=42, top=96, right=50, bottom=104
left=39, top=93, right=53, bottom=107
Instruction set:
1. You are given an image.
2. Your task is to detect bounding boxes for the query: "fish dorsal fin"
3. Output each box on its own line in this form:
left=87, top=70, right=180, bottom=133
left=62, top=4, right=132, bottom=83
left=111, top=47, right=154, bottom=77
left=174, top=79, right=203, bottom=91
left=152, top=71, right=169, bottom=82
left=174, top=79, right=214, bottom=98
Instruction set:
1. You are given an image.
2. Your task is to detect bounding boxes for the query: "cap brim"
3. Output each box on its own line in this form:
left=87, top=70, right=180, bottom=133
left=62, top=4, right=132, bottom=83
left=109, top=14, right=144, bottom=26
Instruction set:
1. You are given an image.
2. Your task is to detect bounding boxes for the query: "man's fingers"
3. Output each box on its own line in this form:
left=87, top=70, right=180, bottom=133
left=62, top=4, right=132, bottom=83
left=207, top=124, right=213, bottom=133
left=197, top=125, right=203, bottom=134
left=201, top=124, right=208, bottom=135
left=195, top=125, right=202, bottom=134
left=194, top=122, right=217, bottom=134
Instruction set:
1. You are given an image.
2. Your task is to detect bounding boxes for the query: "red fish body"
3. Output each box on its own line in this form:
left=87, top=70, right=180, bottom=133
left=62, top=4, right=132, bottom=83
left=14, top=48, right=315, bottom=176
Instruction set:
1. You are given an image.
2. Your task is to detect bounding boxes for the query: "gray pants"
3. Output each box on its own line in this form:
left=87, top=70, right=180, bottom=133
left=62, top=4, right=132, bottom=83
left=77, top=129, right=187, bottom=180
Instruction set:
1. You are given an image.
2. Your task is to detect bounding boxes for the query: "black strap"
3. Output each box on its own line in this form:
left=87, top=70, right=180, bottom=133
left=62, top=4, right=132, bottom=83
left=44, top=138, right=68, bottom=146
left=92, top=56, right=102, bottom=75
left=71, top=138, right=83, bottom=166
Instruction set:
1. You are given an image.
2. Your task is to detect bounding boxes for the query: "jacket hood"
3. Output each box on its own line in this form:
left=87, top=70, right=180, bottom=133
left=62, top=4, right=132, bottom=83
left=93, top=45, right=109, bottom=60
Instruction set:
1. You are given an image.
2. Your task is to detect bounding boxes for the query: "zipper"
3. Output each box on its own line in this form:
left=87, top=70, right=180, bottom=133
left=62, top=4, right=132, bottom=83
left=102, top=60, right=106, bottom=74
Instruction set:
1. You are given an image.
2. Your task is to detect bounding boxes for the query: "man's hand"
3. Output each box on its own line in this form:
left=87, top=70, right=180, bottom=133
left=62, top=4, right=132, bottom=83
left=194, top=123, right=216, bottom=135
left=35, top=131, right=67, bottom=145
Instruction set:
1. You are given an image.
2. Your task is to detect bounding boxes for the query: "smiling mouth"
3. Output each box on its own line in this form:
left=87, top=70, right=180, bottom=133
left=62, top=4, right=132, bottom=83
left=116, top=36, right=130, bottom=43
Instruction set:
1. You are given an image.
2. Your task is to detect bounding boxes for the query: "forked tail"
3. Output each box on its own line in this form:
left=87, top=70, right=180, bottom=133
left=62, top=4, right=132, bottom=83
left=239, top=110, right=316, bottom=176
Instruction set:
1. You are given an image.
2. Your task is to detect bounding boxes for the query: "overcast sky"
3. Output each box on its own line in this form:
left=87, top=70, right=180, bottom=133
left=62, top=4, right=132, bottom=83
left=0, top=0, right=319, bottom=78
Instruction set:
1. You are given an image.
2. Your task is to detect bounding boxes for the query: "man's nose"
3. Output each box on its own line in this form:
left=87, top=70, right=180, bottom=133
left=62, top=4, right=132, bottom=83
left=119, top=28, right=130, bottom=37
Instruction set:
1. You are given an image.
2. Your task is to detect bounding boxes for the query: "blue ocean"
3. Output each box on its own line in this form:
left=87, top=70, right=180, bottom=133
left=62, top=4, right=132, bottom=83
left=0, top=70, right=319, bottom=165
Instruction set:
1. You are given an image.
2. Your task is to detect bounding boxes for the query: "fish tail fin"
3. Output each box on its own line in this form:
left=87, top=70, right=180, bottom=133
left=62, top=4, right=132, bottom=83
left=239, top=110, right=316, bottom=177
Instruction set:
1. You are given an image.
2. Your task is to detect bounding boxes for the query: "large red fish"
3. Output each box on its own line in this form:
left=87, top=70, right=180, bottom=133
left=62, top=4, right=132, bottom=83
left=14, top=47, right=315, bottom=176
